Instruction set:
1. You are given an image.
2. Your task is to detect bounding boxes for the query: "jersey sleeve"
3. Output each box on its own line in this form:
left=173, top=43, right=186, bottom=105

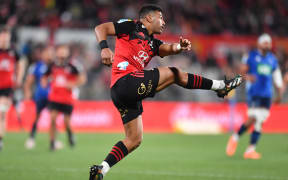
left=153, top=38, right=163, bottom=56
left=272, top=56, right=279, bottom=72
left=241, top=53, right=250, bottom=65
left=113, top=19, right=136, bottom=36
left=70, top=64, right=80, bottom=75
left=14, top=51, right=20, bottom=61
left=27, top=64, right=36, bottom=76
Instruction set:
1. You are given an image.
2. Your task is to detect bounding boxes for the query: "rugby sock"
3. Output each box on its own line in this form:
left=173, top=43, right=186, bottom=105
left=66, top=128, right=75, bottom=146
left=186, top=73, right=225, bottom=90
left=237, top=124, right=247, bottom=136
left=50, top=140, right=55, bottom=150
left=250, top=130, right=261, bottom=145
left=103, top=141, right=128, bottom=172
left=30, top=121, right=38, bottom=138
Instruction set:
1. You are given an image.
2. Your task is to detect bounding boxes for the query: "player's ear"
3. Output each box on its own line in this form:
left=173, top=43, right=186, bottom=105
left=145, top=13, right=153, bottom=23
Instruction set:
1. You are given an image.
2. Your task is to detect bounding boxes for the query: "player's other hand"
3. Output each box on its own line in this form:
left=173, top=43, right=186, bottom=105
left=245, top=74, right=256, bottom=82
left=66, top=81, right=76, bottom=90
left=179, top=36, right=192, bottom=51
left=274, top=87, right=284, bottom=104
left=101, top=48, right=114, bottom=67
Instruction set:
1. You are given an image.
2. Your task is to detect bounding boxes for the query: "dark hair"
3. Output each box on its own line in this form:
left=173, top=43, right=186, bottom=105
left=139, top=4, right=163, bottom=19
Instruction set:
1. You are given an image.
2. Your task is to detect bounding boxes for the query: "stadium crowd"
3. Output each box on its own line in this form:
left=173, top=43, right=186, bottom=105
left=2, top=0, right=288, bottom=36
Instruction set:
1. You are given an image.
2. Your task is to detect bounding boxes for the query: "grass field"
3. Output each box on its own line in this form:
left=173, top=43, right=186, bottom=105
left=0, top=133, right=287, bottom=180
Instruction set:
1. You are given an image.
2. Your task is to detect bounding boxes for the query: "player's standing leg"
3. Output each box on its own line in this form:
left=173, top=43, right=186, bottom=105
left=63, top=113, right=75, bottom=147
left=243, top=108, right=269, bottom=159
left=90, top=116, right=142, bottom=180
left=49, top=109, right=63, bottom=151
left=25, top=99, right=47, bottom=149
left=0, top=96, right=12, bottom=151
left=226, top=116, right=255, bottom=156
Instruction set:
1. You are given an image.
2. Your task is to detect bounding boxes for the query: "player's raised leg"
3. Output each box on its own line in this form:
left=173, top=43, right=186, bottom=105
left=156, top=67, right=242, bottom=96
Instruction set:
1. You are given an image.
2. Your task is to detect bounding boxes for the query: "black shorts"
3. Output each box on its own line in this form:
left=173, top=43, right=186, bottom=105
left=35, top=98, right=48, bottom=114
left=0, top=88, right=13, bottom=97
left=111, top=68, right=159, bottom=124
left=48, top=101, right=73, bottom=115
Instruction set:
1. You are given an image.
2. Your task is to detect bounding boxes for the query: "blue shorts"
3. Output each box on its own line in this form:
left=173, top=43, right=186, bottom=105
left=35, top=98, right=48, bottom=114
left=247, top=96, right=272, bottom=109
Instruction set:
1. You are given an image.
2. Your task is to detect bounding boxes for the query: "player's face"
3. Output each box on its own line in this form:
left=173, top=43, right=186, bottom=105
left=0, top=31, right=11, bottom=49
left=258, top=41, right=272, bottom=52
left=56, top=45, right=70, bottom=64
left=42, top=46, right=55, bottom=64
left=151, top=11, right=165, bottom=34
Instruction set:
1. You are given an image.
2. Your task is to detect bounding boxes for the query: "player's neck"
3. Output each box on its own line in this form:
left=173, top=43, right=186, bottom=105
left=258, top=49, right=268, bottom=56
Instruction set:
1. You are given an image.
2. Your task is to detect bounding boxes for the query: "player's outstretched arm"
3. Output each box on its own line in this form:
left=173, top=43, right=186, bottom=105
left=159, top=36, right=191, bottom=57
left=94, top=22, right=116, bottom=66
left=94, top=22, right=116, bottom=41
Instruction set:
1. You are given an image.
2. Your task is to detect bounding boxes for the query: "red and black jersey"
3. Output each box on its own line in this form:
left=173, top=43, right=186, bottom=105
left=45, top=62, right=79, bottom=105
left=110, top=19, right=163, bottom=87
left=0, top=49, right=19, bottom=89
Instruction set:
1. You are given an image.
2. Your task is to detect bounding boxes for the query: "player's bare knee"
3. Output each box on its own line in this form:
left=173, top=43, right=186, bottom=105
left=168, top=67, right=187, bottom=86
left=128, top=134, right=143, bottom=148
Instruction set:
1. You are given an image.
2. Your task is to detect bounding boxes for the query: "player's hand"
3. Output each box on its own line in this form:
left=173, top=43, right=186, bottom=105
left=179, top=36, right=192, bottom=51
left=274, top=95, right=282, bottom=104
left=66, top=81, right=76, bottom=90
left=274, top=87, right=284, bottom=104
left=101, top=48, right=114, bottom=67
left=245, top=74, right=256, bottom=82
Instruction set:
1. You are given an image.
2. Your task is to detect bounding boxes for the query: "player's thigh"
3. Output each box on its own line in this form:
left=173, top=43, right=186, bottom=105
left=49, top=109, right=58, bottom=121
left=156, top=67, right=187, bottom=92
left=0, top=96, right=12, bottom=109
left=123, top=115, right=143, bottom=140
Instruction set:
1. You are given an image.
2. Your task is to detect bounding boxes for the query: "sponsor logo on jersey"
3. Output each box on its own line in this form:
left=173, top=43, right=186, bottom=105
left=117, top=61, right=129, bottom=70
left=257, top=64, right=272, bottom=75
left=133, top=50, right=149, bottom=68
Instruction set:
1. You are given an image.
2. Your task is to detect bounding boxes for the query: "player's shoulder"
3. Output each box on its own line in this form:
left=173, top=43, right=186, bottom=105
left=116, top=19, right=135, bottom=24
left=114, top=18, right=137, bottom=28
left=248, top=49, right=258, bottom=56
left=67, top=62, right=80, bottom=74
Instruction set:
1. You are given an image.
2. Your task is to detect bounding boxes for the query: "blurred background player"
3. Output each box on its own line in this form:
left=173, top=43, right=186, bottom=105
left=42, top=44, right=86, bottom=151
left=24, top=45, right=54, bottom=149
left=226, top=33, right=284, bottom=159
left=0, top=26, right=25, bottom=151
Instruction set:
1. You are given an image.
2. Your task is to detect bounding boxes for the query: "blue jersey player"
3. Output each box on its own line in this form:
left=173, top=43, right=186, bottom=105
left=25, top=46, right=54, bottom=149
left=226, top=34, right=284, bottom=159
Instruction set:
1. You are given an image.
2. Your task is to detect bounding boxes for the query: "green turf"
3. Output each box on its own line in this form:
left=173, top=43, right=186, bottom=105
left=0, top=133, right=287, bottom=180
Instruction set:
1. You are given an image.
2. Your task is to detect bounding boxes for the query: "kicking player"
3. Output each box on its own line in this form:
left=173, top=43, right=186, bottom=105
left=24, top=45, right=54, bottom=149
left=0, top=27, right=25, bottom=151
left=226, top=34, right=284, bottom=159
left=42, top=44, right=85, bottom=151
left=90, top=5, right=242, bottom=179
